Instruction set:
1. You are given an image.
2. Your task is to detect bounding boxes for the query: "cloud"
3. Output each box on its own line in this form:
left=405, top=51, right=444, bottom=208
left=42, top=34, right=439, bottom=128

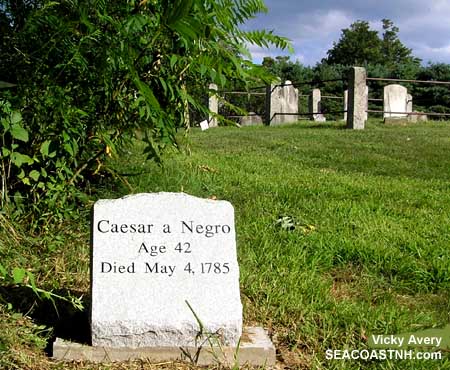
left=245, top=8, right=353, bottom=65
left=243, top=0, right=450, bottom=65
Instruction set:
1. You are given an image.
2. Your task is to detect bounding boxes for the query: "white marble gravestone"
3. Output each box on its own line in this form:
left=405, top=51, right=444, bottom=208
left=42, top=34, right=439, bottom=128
left=309, top=88, right=326, bottom=122
left=406, top=94, right=413, bottom=114
left=239, top=112, right=263, bottom=126
left=384, top=84, right=408, bottom=119
left=91, top=193, right=242, bottom=348
left=270, top=80, right=299, bottom=125
left=208, top=83, right=218, bottom=127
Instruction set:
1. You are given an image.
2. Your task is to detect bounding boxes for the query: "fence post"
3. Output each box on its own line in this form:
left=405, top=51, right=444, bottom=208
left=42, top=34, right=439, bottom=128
left=264, top=84, right=272, bottom=125
left=208, top=83, right=218, bottom=128
left=343, top=90, right=348, bottom=121
left=364, top=85, right=369, bottom=122
left=347, top=67, right=366, bottom=129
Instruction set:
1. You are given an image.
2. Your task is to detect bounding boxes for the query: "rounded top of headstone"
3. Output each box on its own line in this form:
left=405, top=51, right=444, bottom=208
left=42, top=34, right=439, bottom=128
left=94, top=192, right=233, bottom=209
left=385, top=84, right=408, bottom=92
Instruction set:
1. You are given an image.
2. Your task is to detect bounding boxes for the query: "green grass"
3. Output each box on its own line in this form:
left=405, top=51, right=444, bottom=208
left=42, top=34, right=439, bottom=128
left=2, top=119, right=450, bottom=369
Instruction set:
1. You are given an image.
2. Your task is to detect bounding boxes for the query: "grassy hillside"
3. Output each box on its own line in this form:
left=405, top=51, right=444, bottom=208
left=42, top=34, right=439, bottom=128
left=2, top=120, right=450, bottom=369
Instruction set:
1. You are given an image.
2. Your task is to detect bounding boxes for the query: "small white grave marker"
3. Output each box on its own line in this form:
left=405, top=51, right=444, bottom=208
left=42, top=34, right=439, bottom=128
left=91, top=193, right=242, bottom=347
left=199, top=120, right=209, bottom=131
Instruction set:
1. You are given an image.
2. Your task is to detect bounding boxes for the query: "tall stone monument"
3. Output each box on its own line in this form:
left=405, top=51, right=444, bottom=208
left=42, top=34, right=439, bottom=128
left=347, top=67, right=367, bottom=130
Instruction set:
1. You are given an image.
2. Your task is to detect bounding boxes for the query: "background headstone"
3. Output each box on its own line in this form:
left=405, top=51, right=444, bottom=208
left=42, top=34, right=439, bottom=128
left=91, top=193, right=242, bottom=348
left=383, top=84, right=408, bottom=119
left=239, top=113, right=263, bottom=126
left=208, top=83, right=218, bottom=127
left=270, top=81, right=299, bottom=125
left=408, top=111, right=428, bottom=123
left=309, top=88, right=326, bottom=122
left=417, top=112, right=428, bottom=122
left=406, top=93, right=413, bottom=114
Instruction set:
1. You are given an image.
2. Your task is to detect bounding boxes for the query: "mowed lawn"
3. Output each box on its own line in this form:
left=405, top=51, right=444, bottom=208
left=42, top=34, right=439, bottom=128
left=2, top=120, right=450, bottom=369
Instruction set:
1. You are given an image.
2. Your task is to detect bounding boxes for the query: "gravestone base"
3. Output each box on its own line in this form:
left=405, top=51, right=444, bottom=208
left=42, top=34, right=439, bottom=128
left=52, top=326, right=275, bottom=366
left=384, top=117, right=409, bottom=126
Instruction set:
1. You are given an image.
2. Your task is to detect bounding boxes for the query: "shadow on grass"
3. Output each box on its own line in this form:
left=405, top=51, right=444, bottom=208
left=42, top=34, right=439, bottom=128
left=0, top=285, right=90, bottom=354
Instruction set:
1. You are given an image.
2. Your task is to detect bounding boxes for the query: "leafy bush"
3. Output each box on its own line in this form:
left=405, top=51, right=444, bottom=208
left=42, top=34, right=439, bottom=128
left=0, top=0, right=291, bottom=222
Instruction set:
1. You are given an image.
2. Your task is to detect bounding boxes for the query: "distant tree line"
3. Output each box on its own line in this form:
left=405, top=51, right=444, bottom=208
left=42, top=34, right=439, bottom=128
left=236, top=19, right=450, bottom=120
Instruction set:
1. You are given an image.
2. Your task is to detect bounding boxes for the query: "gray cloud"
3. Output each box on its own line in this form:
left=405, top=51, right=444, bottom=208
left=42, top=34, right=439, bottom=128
left=243, top=0, right=450, bottom=65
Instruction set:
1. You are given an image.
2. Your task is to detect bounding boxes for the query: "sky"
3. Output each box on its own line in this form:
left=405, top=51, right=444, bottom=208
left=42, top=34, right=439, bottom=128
left=243, top=0, right=450, bottom=66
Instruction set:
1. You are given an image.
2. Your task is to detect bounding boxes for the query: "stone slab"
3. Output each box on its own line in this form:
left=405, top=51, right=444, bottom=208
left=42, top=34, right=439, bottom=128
left=208, top=84, right=218, bottom=127
left=239, top=112, right=263, bottom=126
left=408, top=112, right=428, bottom=123
left=406, top=93, right=413, bottom=114
left=270, top=80, right=299, bottom=125
left=347, top=67, right=366, bottom=129
left=309, top=88, right=326, bottom=122
left=383, top=84, right=408, bottom=119
left=384, top=117, right=409, bottom=125
left=53, top=326, right=275, bottom=367
left=91, top=193, right=242, bottom=348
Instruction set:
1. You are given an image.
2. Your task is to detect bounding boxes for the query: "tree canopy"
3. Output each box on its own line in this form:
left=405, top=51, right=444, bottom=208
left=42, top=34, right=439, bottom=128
left=324, top=19, right=420, bottom=67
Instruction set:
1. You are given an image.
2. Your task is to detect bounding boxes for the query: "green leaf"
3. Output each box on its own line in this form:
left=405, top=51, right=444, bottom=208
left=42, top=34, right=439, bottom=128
left=26, top=271, right=37, bottom=292
left=170, top=19, right=199, bottom=41
left=165, top=0, right=193, bottom=25
left=64, top=143, right=74, bottom=156
left=12, top=268, right=26, bottom=284
left=40, top=140, right=51, bottom=156
left=0, top=263, right=7, bottom=277
left=11, top=112, right=22, bottom=124
left=132, top=74, right=160, bottom=109
left=0, top=118, right=10, bottom=130
left=11, top=152, right=34, bottom=167
left=10, top=123, right=29, bottom=142
left=170, top=55, right=178, bottom=69
left=29, top=170, right=40, bottom=182
left=1, top=147, right=10, bottom=157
